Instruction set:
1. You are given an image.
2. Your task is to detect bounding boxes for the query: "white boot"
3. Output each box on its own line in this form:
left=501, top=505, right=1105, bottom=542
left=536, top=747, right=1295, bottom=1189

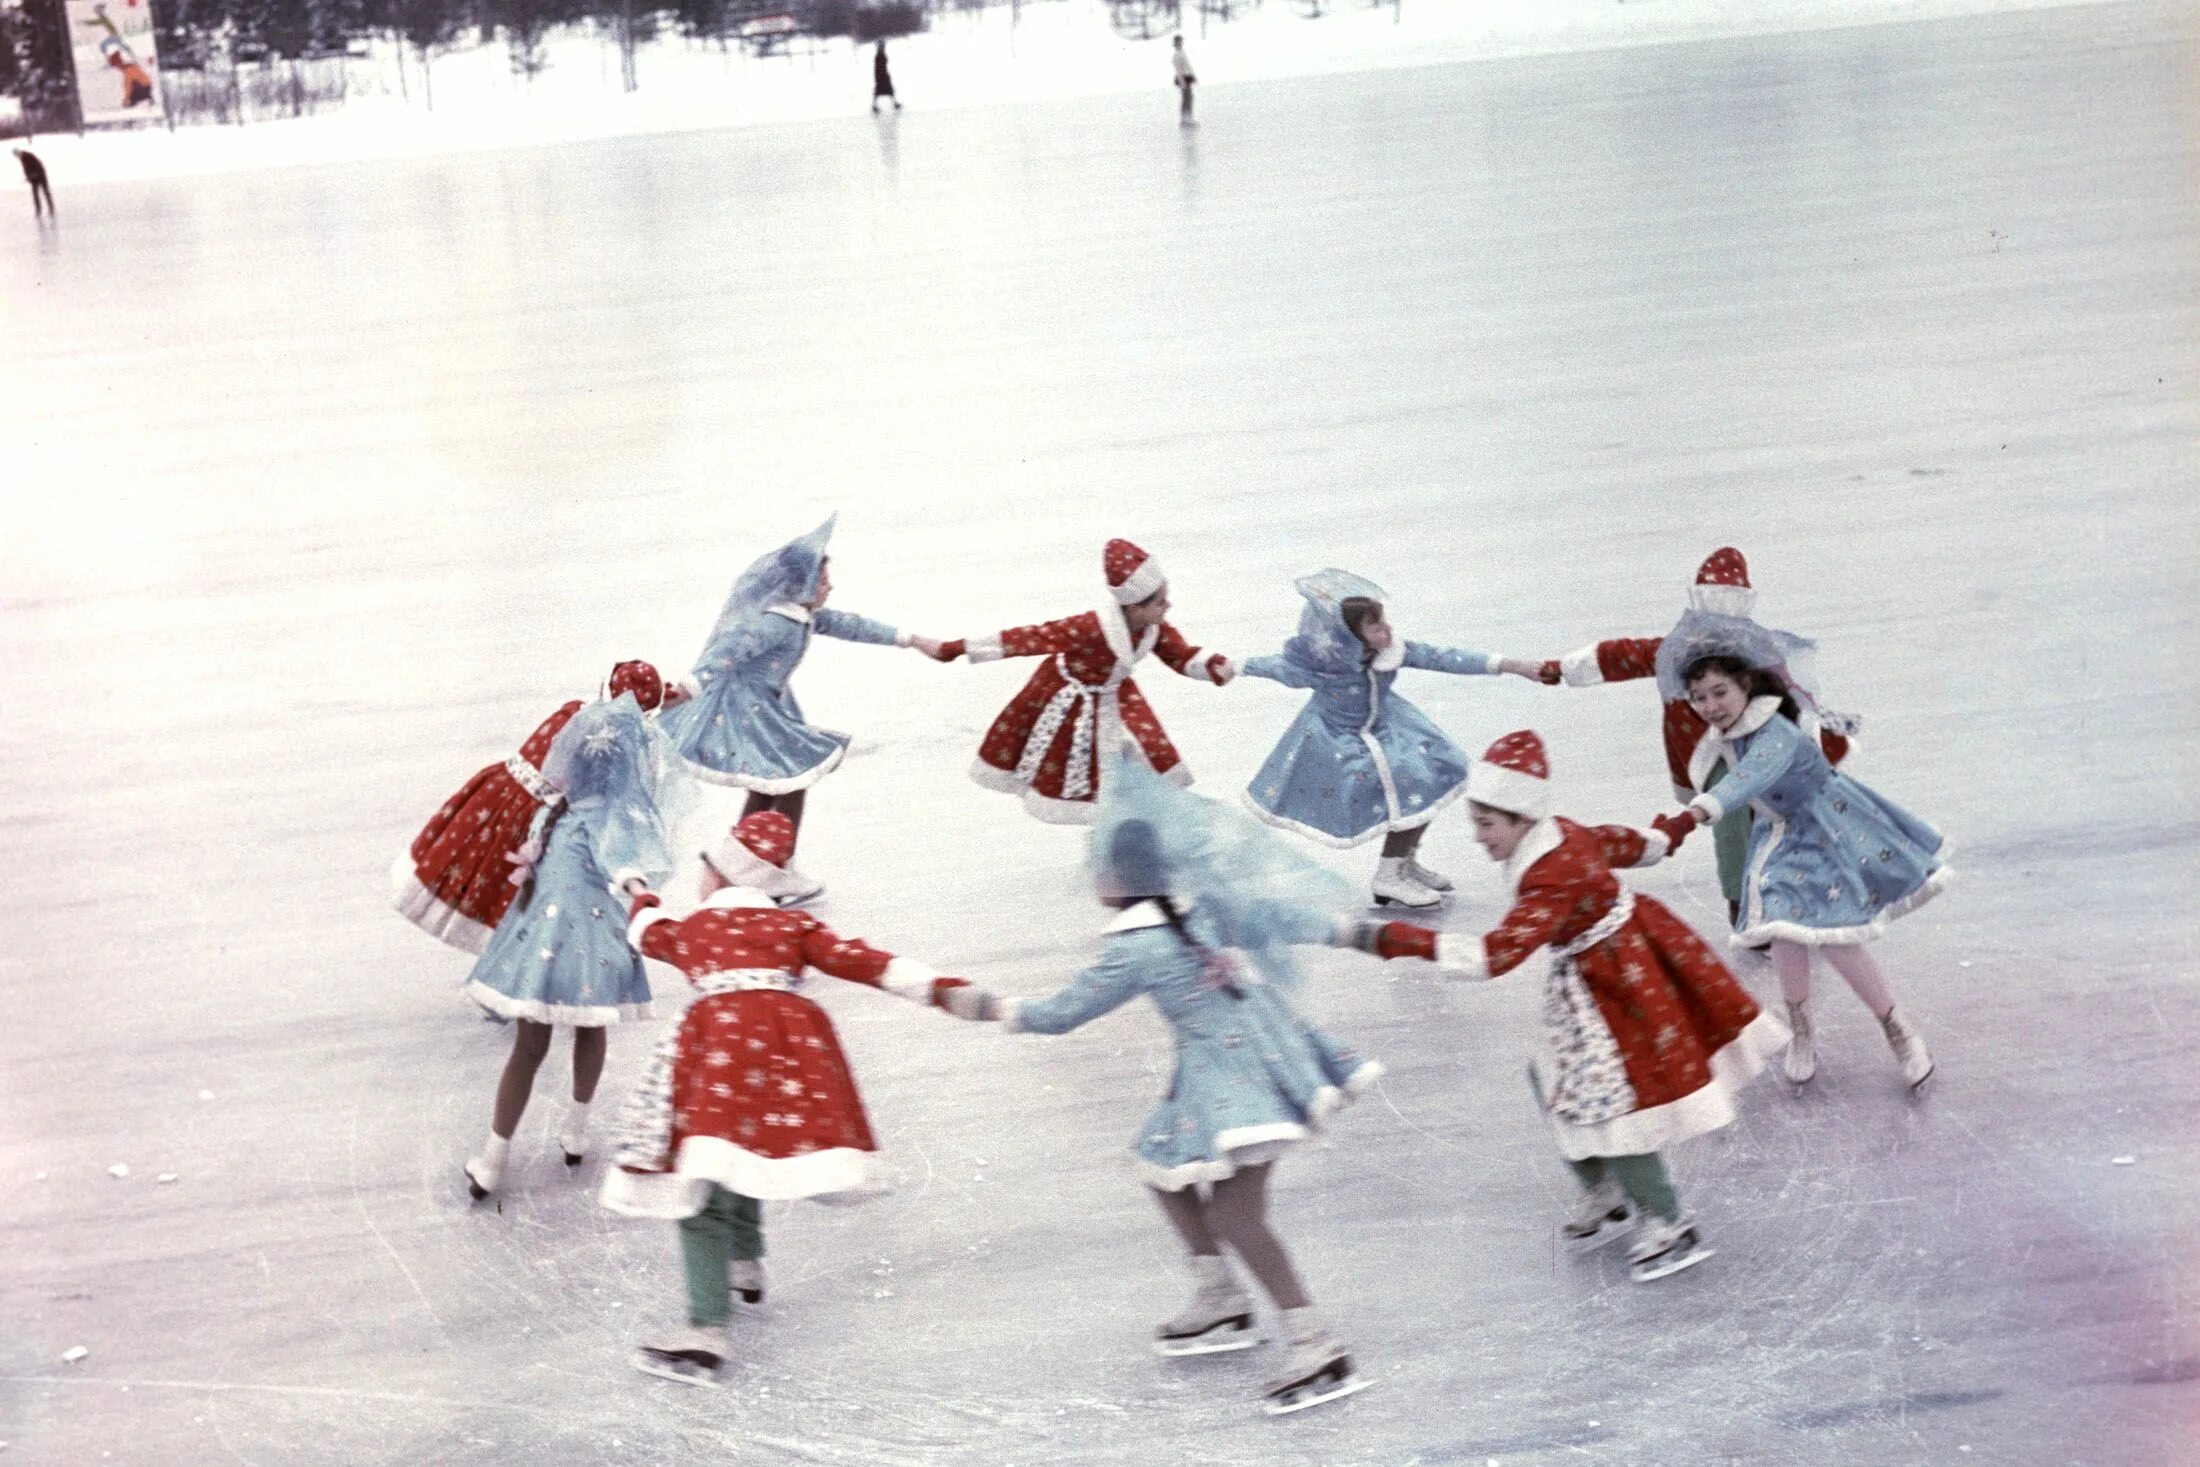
left=557, top=1101, right=592, bottom=1167
left=1154, top=1254, right=1257, bottom=1356
left=634, top=1323, right=728, bottom=1387
left=464, top=1133, right=509, bottom=1201
left=1628, top=1214, right=1713, bottom=1283
left=729, top=1258, right=765, bottom=1306
left=1371, top=857, right=1440, bottom=909
left=769, top=863, right=826, bottom=907
left=1262, top=1307, right=1363, bottom=1414
left=1782, top=1001, right=1817, bottom=1085
left=1560, top=1176, right=1635, bottom=1251
left=1880, top=1007, right=1934, bottom=1092
left=1404, top=856, right=1453, bottom=892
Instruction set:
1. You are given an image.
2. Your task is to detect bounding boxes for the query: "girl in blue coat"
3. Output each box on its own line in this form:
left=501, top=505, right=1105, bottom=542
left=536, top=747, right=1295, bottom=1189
left=1662, top=654, right=1950, bottom=1092
left=939, top=759, right=1401, bottom=1415
left=463, top=693, right=694, bottom=1198
left=1239, top=570, right=1544, bottom=908
left=657, top=516, right=945, bottom=895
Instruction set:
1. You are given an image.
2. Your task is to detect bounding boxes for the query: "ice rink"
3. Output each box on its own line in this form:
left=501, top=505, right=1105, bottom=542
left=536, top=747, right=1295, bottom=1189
left=4, top=1, right=2197, bottom=1462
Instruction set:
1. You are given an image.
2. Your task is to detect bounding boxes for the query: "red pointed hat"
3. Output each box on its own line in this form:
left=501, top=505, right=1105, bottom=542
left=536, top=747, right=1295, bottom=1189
left=704, top=810, right=797, bottom=883
left=1105, top=538, right=1167, bottom=606
left=1466, top=729, right=1552, bottom=818
left=606, top=659, right=665, bottom=712
left=1688, top=546, right=1756, bottom=617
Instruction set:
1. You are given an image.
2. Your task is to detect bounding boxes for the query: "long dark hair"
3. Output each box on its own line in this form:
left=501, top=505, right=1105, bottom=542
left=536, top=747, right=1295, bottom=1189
left=1339, top=596, right=1384, bottom=662
left=1682, top=653, right=1800, bottom=722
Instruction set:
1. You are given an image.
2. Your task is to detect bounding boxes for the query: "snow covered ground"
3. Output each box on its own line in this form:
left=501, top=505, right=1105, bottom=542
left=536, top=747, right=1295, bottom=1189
left=4, top=1, right=2198, bottom=1463
left=18, top=0, right=2128, bottom=184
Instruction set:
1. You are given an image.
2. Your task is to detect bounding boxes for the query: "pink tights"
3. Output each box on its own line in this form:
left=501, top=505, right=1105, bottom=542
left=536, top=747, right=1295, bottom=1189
left=1769, top=940, right=1897, bottom=1019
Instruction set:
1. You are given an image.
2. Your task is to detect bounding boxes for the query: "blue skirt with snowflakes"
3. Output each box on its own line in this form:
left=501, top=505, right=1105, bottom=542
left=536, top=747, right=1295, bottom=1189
left=1243, top=695, right=1469, bottom=847
left=658, top=679, right=848, bottom=794
left=464, top=815, right=652, bottom=1026
left=1736, top=771, right=1950, bottom=947
left=1134, top=988, right=1381, bottom=1190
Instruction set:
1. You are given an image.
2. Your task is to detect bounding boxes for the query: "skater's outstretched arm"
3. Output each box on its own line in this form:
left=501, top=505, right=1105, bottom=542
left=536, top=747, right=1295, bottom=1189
left=1152, top=622, right=1232, bottom=684
left=810, top=607, right=948, bottom=661
left=957, top=612, right=1090, bottom=664
left=799, top=922, right=977, bottom=1012
left=1587, top=821, right=1686, bottom=869
left=1549, top=635, right=1662, bottom=688
left=1351, top=875, right=1571, bottom=982
left=1678, top=715, right=1800, bottom=825
left=1236, top=653, right=1316, bottom=689
left=1400, top=644, right=1547, bottom=681
left=1000, top=945, right=1146, bottom=1034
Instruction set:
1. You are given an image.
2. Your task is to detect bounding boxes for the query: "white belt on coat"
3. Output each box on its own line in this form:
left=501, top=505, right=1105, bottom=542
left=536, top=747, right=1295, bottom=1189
left=504, top=754, right=566, bottom=805
left=1554, top=891, right=1635, bottom=961
left=1015, top=656, right=1129, bottom=799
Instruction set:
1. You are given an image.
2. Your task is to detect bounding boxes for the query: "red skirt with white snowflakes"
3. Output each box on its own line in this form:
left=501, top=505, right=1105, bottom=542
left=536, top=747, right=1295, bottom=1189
left=391, top=758, right=557, bottom=954
left=971, top=659, right=1189, bottom=823
left=602, top=986, right=880, bottom=1216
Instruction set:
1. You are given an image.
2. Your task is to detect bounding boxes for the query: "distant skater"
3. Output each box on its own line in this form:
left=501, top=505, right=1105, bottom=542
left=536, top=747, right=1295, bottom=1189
left=1172, top=35, right=1196, bottom=123
left=14, top=148, right=53, bottom=223
left=872, top=41, right=901, bottom=112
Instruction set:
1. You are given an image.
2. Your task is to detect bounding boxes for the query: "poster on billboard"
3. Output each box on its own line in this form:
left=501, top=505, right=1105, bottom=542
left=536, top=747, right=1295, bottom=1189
left=68, top=0, right=162, bottom=126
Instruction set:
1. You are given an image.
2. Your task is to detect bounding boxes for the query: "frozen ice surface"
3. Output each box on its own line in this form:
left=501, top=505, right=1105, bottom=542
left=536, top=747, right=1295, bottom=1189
left=3, top=3, right=2197, bottom=1464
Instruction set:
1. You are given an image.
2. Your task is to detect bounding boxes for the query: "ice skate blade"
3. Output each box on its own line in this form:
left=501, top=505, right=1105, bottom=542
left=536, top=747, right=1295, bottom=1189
left=1563, top=1217, right=1635, bottom=1254
left=1369, top=893, right=1442, bottom=911
left=1264, top=1373, right=1369, bottom=1416
left=463, top=1167, right=492, bottom=1202
left=1631, top=1243, right=1715, bottom=1283
left=1155, top=1327, right=1260, bottom=1358
left=562, top=1151, right=584, bottom=1169
left=1907, top=1066, right=1935, bottom=1098
left=633, top=1350, right=723, bottom=1388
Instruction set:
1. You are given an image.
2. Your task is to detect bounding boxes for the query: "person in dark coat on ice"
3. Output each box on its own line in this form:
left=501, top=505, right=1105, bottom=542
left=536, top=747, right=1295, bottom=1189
left=14, top=148, right=54, bottom=223
left=871, top=41, right=901, bottom=112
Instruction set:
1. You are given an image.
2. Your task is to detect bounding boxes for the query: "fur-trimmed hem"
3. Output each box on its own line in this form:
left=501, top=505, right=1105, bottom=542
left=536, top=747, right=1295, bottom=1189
left=390, top=856, right=494, bottom=954
left=969, top=756, right=1190, bottom=824
left=1733, top=863, right=1953, bottom=949
left=1138, top=1062, right=1381, bottom=1190
left=1544, top=1008, right=1788, bottom=1161
left=1237, top=779, right=1465, bottom=849
left=464, top=980, right=651, bottom=1028
left=601, top=1138, right=873, bottom=1212
left=681, top=739, right=847, bottom=794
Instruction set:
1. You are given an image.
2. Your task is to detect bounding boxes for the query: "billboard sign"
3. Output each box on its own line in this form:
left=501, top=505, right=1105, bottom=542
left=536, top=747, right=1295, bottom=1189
left=68, top=0, right=162, bottom=125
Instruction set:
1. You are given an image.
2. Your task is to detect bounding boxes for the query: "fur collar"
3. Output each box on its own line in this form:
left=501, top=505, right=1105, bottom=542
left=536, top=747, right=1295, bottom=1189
left=1106, top=897, right=1192, bottom=933
left=1716, top=694, right=1786, bottom=743
left=767, top=602, right=812, bottom=624
left=1368, top=639, right=1405, bottom=673
left=699, top=883, right=778, bottom=912
left=1095, top=599, right=1161, bottom=666
left=1503, top=816, right=1565, bottom=892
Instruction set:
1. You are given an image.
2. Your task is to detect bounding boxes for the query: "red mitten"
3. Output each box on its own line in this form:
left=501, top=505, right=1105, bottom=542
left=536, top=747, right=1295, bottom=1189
left=626, top=890, right=663, bottom=918
left=934, top=639, right=967, bottom=662
left=1376, top=922, right=1439, bottom=961
left=1538, top=659, right=1562, bottom=685
left=1206, top=653, right=1233, bottom=685
left=1651, top=813, right=1695, bottom=853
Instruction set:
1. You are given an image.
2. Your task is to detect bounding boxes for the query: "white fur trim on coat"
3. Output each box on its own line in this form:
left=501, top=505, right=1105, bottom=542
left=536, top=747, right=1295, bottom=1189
left=601, top=1137, right=874, bottom=1211
left=389, top=854, right=494, bottom=955
left=878, top=957, right=940, bottom=1004
left=627, top=903, right=677, bottom=949
left=965, top=632, right=1006, bottom=663
left=1688, top=583, right=1757, bottom=618
left=1558, top=644, right=1607, bottom=687
left=465, top=980, right=651, bottom=1028
left=1466, top=760, right=1550, bottom=820
left=1543, top=1007, right=1788, bottom=1161
left=1630, top=827, right=1672, bottom=867
left=1110, top=557, right=1166, bottom=606
left=1733, top=863, right=1955, bottom=949
left=1434, top=933, right=1489, bottom=980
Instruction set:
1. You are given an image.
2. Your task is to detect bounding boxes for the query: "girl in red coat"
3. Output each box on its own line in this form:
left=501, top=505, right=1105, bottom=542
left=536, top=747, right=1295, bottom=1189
left=1360, top=731, right=1787, bottom=1282
left=939, top=539, right=1234, bottom=823
left=601, top=811, right=974, bottom=1386
left=392, top=660, right=676, bottom=954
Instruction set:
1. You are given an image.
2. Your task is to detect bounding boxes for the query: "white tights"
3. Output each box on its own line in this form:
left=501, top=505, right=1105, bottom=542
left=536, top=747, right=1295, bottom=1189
left=1769, top=939, right=1897, bottom=1019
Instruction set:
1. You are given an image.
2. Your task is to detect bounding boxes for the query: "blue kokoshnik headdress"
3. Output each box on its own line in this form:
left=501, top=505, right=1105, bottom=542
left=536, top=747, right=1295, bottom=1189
left=539, top=692, right=698, bottom=889
left=699, top=514, right=837, bottom=648
left=1653, top=608, right=1857, bottom=734
left=1088, top=755, right=1356, bottom=995
left=1275, top=568, right=1388, bottom=679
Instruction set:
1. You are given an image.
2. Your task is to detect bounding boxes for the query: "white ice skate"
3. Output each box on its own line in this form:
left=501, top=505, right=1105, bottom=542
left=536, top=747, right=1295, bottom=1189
left=1560, top=1178, right=1635, bottom=1252
left=1782, top=1001, right=1817, bottom=1086
left=633, top=1324, right=727, bottom=1388
left=769, top=864, right=826, bottom=907
left=1261, top=1332, right=1368, bottom=1415
left=1880, top=1007, right=1934, bottom=1094
left=1404, top=857, right=1453, bottom=893
left=557, top=1103, right=591, bottom=1168
left=1628, top=1216, right=1713, bottom=1283
left=729, top=1258, right=766, bottom=1307
left=1371, top=858, right=1441, bottom=910
left=463, top=1136, right=508, bottom=1201
left=1154, top=1275, right=1259, bottom=1356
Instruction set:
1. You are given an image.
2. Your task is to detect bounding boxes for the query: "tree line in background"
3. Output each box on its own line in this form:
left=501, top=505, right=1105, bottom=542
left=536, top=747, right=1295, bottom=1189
left=1, top=0, right=945, bottom=131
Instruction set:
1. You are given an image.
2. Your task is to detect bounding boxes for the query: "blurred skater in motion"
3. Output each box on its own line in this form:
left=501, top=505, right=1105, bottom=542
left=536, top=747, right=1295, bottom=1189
left=1172, top=35, right=1197, bottom=122
left=14, top=147, right=53, bottom=223
left=461, top=694, right=692, bottom=1200
left=602, top=811, right=974, bottom=1387
left=394, top=660, right=676, bottom=955
left=939, top=759, right=1410, bottom=1415
left=872, top=40, right=901, bottom=112
left=939, top=538, right=1234, bottom=824
left=656, top=515, right=946, bottom=901
left=1360, top=731, right=1784, bottom=1282
left=1538, top=548, right=1856, bottom=942
left=1662, top=654, right=1949, bottom=1092
left=1238, top=569, right=1545, bottom=909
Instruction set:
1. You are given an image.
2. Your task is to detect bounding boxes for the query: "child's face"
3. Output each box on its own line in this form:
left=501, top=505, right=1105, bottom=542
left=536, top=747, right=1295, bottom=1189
left=1687, top=669, right=1748, bottom=731
left=1124, top=586, right=1171, bottom=633
left=806, top=561, right=833, bottom=611
left=1470, top=803, right=1531, bottom=860
left=1354, top=614, right=1394, bottom=654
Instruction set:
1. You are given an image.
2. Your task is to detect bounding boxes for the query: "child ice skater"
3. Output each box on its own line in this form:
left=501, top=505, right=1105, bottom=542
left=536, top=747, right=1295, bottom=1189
left=601, top=811, right=975, bottom=1387
left=939, top=538, right=1233, bottom=823
left=1539, top=548, right=1855, bottom=936
left=1238, top=569, right=1544, bottom=908
left=394, top=659, right=672, bottom=954
left=1663, top=654, right=1949, bottom=1091
left=461, top=692, right=692, bottom=1198
left=938, top=758, right=1390, bottom=1415
left=657, top=516, right=945, bottom=900
left=1356, top=731, right=1786, bottom=1282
